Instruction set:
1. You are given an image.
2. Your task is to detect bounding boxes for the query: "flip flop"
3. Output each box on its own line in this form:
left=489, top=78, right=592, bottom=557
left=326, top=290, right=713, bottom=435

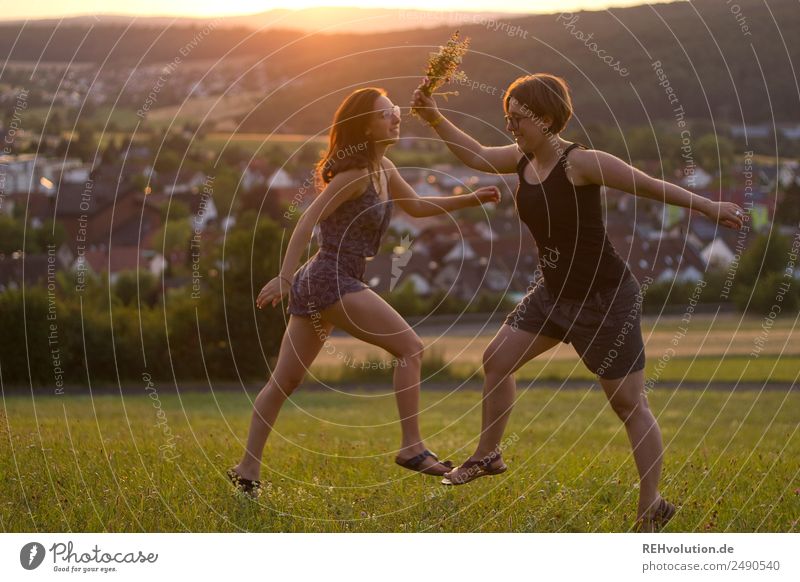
left=226, top=467, right=262, bottom=498
left=441, top=455, right=507, bottom=486
left=395, top=450, right=454, bottom=476
left=633, top=498, right=676, bottom=532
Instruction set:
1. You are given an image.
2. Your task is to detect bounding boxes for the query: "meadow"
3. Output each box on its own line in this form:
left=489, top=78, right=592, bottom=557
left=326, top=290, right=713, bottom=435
left=2, top=386, right=798, bottom=533
left=2, top=314, right=798, bottom=533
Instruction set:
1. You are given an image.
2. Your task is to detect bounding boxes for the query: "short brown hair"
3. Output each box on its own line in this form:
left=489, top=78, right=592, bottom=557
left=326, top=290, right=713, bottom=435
left=503, top=74, right=573, bottom=134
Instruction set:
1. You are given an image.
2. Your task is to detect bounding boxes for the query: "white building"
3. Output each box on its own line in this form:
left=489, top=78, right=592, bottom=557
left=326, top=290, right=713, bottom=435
left=701, top=239, right=735, bottom=269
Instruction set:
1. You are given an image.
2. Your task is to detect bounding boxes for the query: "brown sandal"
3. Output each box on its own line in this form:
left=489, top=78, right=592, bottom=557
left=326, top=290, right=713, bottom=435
left=441, top=454, right=508, bottom=486
left=633, top=498, right=676, bottom=532
left=395, top=450, right=454, bottom=476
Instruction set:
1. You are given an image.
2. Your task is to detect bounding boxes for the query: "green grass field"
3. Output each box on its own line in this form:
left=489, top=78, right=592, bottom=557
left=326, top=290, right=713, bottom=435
left=2, top=387, right=798, bottom=532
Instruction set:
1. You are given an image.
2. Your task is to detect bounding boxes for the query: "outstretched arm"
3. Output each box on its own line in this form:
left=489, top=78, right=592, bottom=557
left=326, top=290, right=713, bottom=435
left=571, top=149, right=745, bottom=230
left=412, top=82, right=519, bottom=175
left=256, top=169, right=367, bottom=308
left=384, top=159, right=500, bottom=218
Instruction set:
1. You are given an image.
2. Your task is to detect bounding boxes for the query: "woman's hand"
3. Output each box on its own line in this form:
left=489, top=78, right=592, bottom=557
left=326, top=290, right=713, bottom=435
left=256, top=276, right=290, bottom=309
left=411, top=78, right=441, bottom=124
left=473, top=185, right=501, bottom=206
left=703, top=201, right=745, bottom=229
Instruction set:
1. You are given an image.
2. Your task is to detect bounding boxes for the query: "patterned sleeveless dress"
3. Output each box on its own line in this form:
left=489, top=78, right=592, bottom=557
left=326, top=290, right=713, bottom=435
left=287, top=175, right=393, bottom=317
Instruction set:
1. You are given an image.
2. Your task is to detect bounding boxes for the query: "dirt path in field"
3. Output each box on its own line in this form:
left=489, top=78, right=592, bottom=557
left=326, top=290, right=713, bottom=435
left=312, top=326, right=800, bottom=367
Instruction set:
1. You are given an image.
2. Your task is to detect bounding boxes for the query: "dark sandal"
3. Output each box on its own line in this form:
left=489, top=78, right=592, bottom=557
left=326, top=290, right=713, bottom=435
left=441, top=454, right=508, bottom=486
left=395, top=450, right=454, bottom=476
left=227, top=467, right=262, bottom=498
left=633, top=498, right=676, bottom=532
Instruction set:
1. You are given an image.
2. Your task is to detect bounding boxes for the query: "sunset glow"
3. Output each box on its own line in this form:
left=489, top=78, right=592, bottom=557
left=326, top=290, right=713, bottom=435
left=0, top=0, right=685, bottom=21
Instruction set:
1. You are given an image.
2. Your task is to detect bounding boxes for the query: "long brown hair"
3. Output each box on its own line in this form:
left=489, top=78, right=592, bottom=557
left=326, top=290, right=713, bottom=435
left=316, top=87, right=384, bottom=190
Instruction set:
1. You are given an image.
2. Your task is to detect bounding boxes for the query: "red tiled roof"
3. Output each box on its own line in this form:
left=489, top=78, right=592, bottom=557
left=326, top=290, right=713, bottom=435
left=81, top=246, right=150, bottom=273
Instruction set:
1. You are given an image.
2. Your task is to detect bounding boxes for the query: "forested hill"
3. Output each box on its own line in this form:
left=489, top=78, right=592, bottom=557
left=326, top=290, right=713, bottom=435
left=1, top=0, right=797, bottom=137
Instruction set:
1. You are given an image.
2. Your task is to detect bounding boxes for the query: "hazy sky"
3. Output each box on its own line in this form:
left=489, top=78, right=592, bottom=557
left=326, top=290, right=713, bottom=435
left=1, top=0, right=682, bottom=20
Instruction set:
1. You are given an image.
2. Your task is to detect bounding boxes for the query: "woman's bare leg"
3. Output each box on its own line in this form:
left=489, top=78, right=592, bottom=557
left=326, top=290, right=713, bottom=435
left=599, top=369, right=664, bottom=521
left=471, top=325, right=561, bottom=459
left=234, top=315, right=333, bottom=481
left=321, top=289, right=447, bottom=472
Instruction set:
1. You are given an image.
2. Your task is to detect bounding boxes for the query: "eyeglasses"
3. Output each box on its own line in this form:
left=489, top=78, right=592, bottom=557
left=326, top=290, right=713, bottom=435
left=504, top=113, right=528, bottom=130
left=378, top=105, right=401, bottom=120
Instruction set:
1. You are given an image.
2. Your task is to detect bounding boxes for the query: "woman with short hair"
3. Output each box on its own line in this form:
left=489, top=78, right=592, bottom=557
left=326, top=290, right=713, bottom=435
left=413, top=73, right=743, bottom=531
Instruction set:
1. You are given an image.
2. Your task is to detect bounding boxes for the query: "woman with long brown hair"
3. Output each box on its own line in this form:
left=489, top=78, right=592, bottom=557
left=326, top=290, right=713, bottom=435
left=413, top=73, right=744, bottom=531
left=227, top=87, right=500, bottom=496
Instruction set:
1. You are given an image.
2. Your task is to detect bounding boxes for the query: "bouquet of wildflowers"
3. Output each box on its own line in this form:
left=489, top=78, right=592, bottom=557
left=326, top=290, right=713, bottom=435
left=412, top=31, right=470, bottom=119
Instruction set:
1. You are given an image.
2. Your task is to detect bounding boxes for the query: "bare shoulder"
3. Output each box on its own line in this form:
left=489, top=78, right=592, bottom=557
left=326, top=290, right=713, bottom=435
left=565, top=147, right=606, bottom=186
left=380, top=157, right=399, bottom=173
left=331, top=168, right=369, bottom=190
left=567, top=146, right=602, bottom=164
left=334, top=166, right=371, bottom=183
left=326, top=167, right=371, bottom=200
left=564, top=147, right=596, bottom=186
left=381, top=157, right=407, bottom=189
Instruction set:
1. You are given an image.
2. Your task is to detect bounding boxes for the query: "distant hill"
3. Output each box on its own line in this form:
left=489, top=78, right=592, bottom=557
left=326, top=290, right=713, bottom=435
left=0, top=0, right=797, bottom=137
left=0, top=7, right=524, bottom=34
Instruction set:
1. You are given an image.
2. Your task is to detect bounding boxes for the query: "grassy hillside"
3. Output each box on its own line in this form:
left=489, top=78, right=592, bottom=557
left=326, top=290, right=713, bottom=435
left=2, top=388, right=797, bottom=532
